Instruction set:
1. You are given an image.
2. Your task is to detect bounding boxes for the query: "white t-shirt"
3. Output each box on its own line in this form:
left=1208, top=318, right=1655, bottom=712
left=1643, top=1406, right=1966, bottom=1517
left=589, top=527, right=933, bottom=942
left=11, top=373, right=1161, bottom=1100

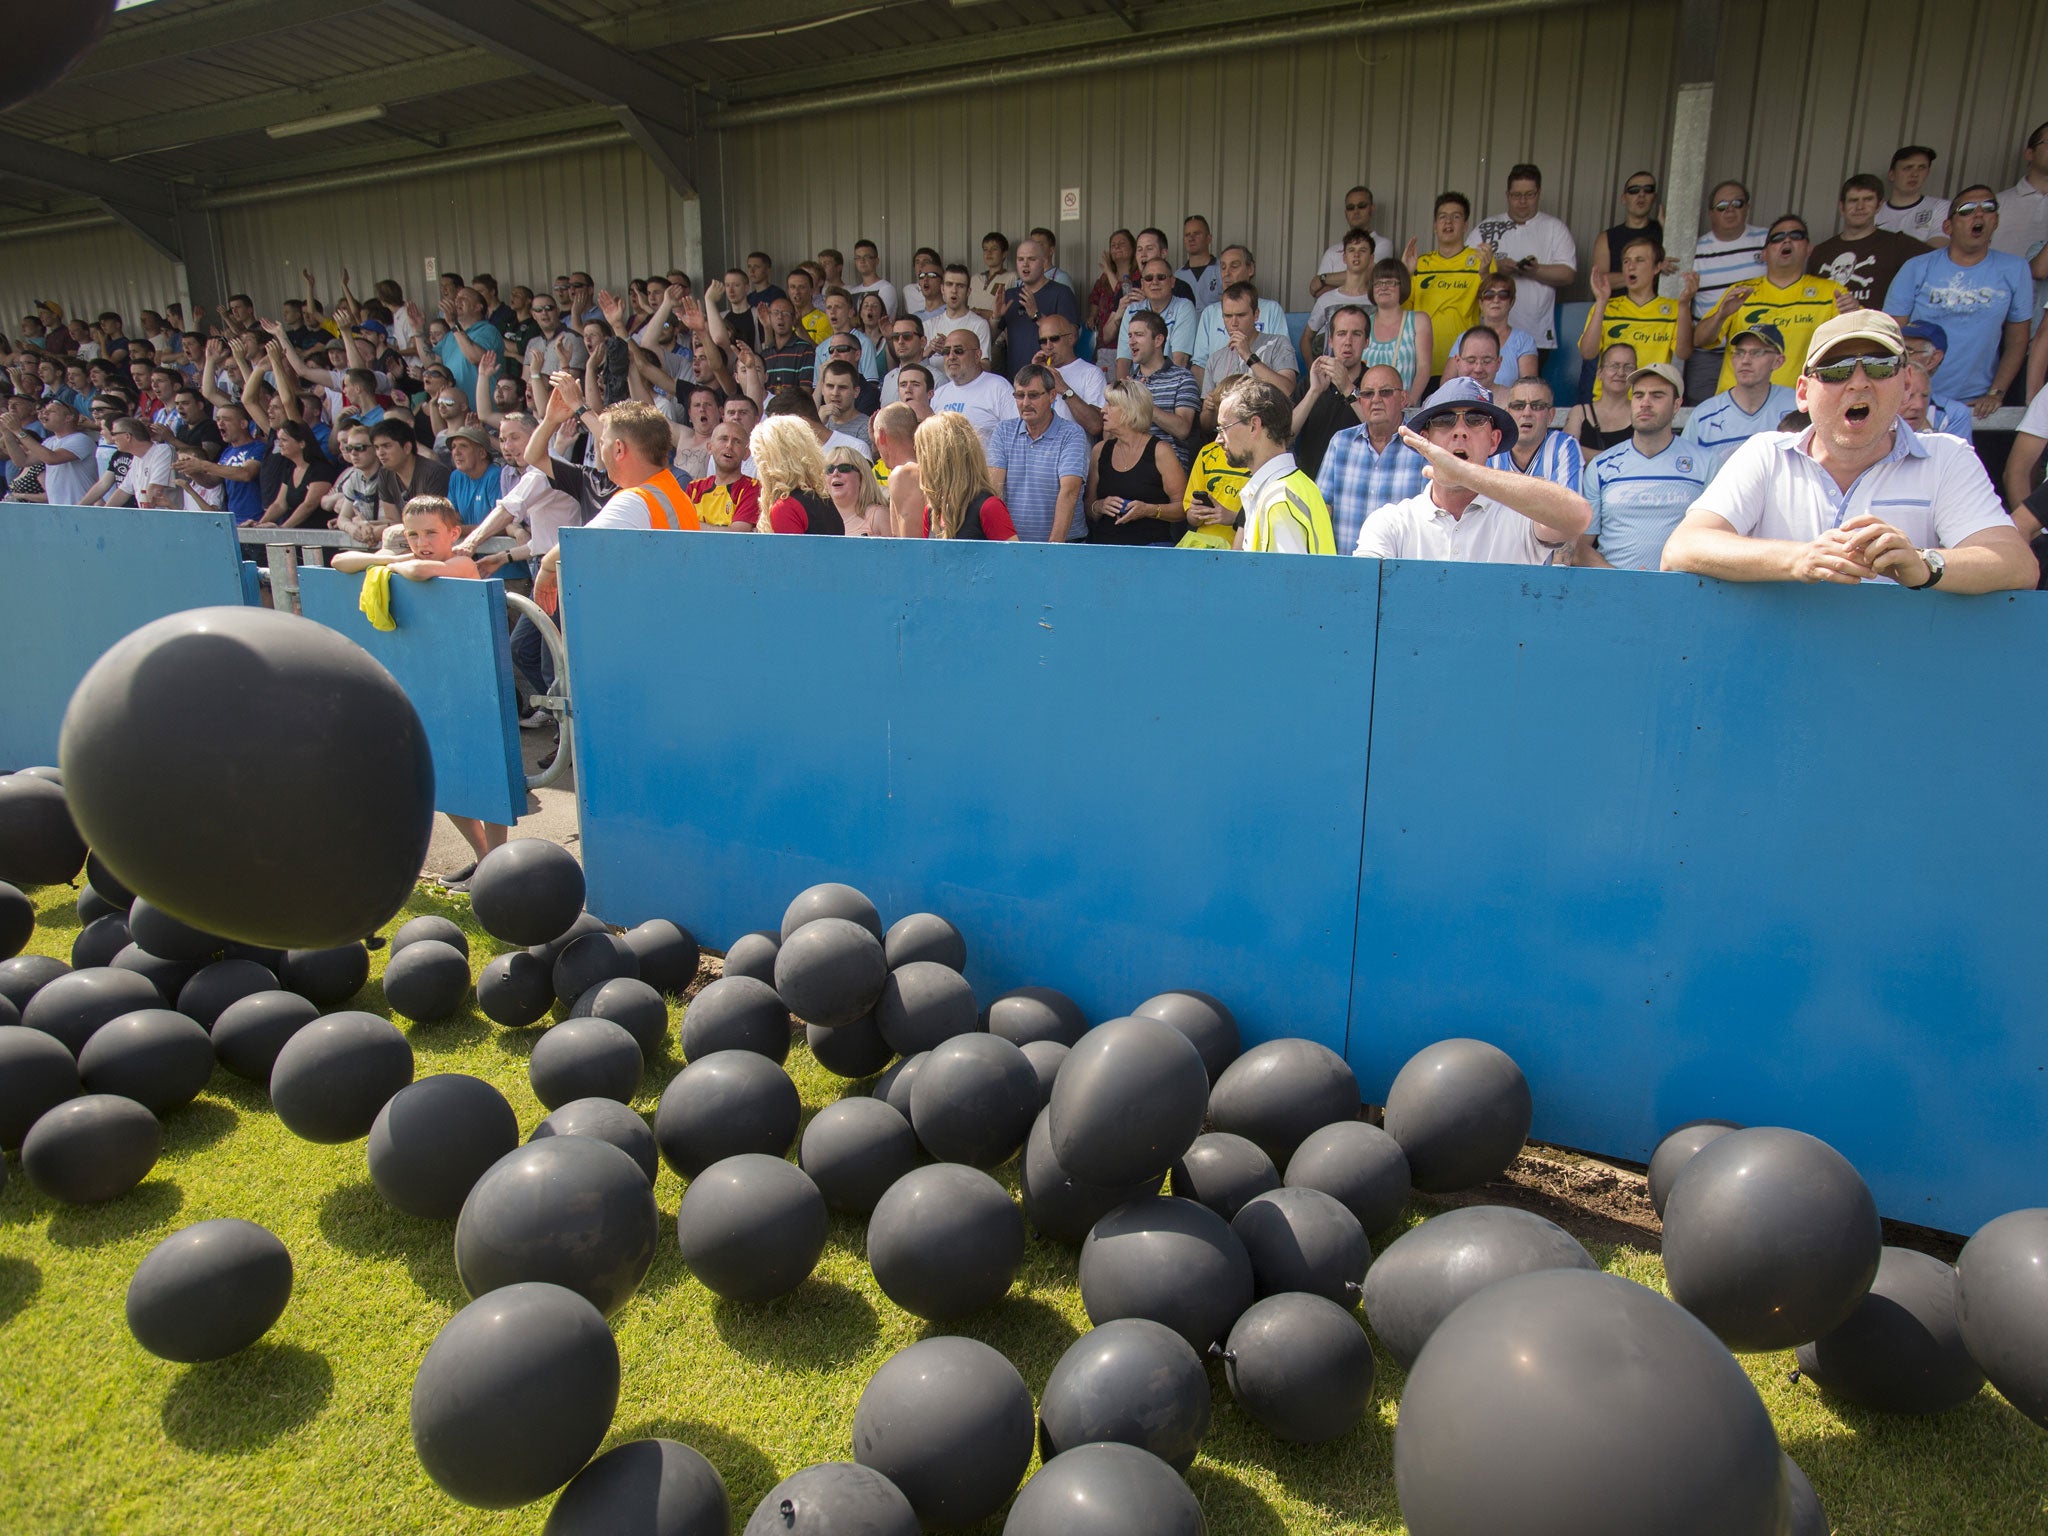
left=932, top=370, right=1019, bottom=447
left=42, top=431, right=99, bottom=507
left=850, top=279, right=901, bottom=318
left=1873, top=195, right=1949, bottom=244
left=502, top=465, right=579, bottom=554
left=1469, top=210, right=1577, bottom=347
left=1352, top=487, right=1570, bottom=564
left=1054, top=358, right=1107, bottom=430
left=584, top=486, right=654, bottom=531
left=1697, top=425, right=2010, bottom=569
left=120, top=441, right=176, bottom=506
left=927, top=310, right=991, bottom=356
left=1319, top=232, right=1395, bottom=274
left=2015, top=382, right=2048, bottom=442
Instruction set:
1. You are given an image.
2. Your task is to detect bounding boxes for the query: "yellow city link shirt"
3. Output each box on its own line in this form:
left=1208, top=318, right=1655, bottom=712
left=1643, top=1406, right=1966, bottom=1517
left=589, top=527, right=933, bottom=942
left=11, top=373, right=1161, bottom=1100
left=1178, top=439, right=1249, bottom=548
left=1583, top=294, right=1680, bottom=398
left=1715, top=276, right=1847, bottom=389
left=1411, top=249, right=1489, bottom=377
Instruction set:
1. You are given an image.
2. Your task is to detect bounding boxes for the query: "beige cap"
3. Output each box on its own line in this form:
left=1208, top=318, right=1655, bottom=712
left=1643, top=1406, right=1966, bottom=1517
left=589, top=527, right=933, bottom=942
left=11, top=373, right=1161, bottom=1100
left=445, top=424, right=491, bottom=449
left=1625, top=362, right=1684, bottom=395
left=1805, top=309, right=1904, bottom=368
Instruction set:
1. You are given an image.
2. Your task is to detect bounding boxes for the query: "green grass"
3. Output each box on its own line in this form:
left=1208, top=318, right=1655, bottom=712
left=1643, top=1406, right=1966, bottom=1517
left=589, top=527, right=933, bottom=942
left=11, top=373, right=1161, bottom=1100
left=1, top=879, right=2045, bottom=1534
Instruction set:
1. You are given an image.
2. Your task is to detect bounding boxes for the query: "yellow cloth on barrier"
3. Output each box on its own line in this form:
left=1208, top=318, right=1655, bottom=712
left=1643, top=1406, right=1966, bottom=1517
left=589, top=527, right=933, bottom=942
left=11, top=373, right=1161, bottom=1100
left=359, top=565, right=397, bottom=631
left=1176, top=525, right=1234, bottom=549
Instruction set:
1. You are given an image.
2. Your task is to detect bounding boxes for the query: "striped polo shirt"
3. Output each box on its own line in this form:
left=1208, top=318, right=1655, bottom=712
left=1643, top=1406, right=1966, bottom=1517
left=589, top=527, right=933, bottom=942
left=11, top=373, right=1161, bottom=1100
left=1693, top=226, right=1769, bottom=321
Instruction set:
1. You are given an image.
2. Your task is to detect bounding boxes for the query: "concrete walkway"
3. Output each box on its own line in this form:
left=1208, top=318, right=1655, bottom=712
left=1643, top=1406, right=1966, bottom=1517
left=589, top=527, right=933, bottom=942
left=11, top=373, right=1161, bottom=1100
left=420, top=726, right=582, bottom=879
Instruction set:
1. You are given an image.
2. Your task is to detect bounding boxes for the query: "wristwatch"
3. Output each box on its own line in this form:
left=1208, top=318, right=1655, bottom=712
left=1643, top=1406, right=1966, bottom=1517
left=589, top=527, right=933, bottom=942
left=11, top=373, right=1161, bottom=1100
left=1909, top=549, right=1945, bottom=590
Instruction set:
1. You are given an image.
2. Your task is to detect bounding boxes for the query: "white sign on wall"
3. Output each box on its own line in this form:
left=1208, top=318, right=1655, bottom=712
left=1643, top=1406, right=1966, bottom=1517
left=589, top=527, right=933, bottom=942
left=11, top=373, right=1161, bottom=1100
left=1059, top=188, right=1081, bottom=223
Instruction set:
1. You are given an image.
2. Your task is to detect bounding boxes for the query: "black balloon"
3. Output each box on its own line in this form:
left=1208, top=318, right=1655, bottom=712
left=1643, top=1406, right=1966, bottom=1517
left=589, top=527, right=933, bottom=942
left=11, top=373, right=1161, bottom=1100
left=109, top=943, right=192, bottom=1005
left=799, top=1097, right=918, bottom=1214
left=276, top=942, right=370, bottom=1008
left=76, top=884, right=119, bottom=929
left=1019, top=1107, right=1163, bottom=1246
left=807, top=1011, right=893, bottom=1079
left=882, top=911, right=965, bottom=972
left=985, top=985, right=1087, bottom=1047
left=852, top=1337, right=1034, bottom=1529
left=60, top=607, right=434, bottom=948
left=1796, top=1245, right=1984, bottom=1414
left=1786, top=1453, right=1827, bottom=1536
left=653, top=1049, right=800, bottom=1179
left=553, top=931, right=638, bottom=1007
left=456, top=1137, right=658, bottom=1317
left=1955, top=1207, right=2048, bottom=1429
left=0, top=0, right=115, bottom=114
left=1224, top=1292, right=1376, bottom=1444
left=381, top=938, right=472, bottom=1022
left=0, top=991, right=14, bottom=1030
left=477, top=950, right=555, bottom=1028
left=1285, top=1120, right=1412, bottom=1236
left=210, top=989, right=319, bottom=1083
left=126, top=897, right=225, bottom=965
left=270, top=1011, right=414, bottom=1144
left=621, top=919, right=701, bottom=995
left=0, top=1024, right=78, bottom=1149
left=70, top=913, right=130, bottom=970
left=410, top=1281, right=619, bottom=1510
left=0, top=879, right=34, bottom=958
left=530, top=1097, right=660, bottom=1185
left=0, top=772, right=86, bottom=886
left=778, top=918, right=888, bottom=1029
left=780, top=882, right=882, bottom=941
left=1232, top=1186, right=1369, bottom=1304
left=1005, top=1444, right=1204, bottom=1536
left=530, top=912, right=607, bottom=970
left=177, top=958, right=277, bottom=1029
left=1171, top=1131, right=1280, bottom=1222
left=369, top=1074, right=521, bottom=1220
left=0, top=952, right=68, bottom=1011
left=1208, top=1037, right=1359, bottom=1170
left=1037, top=1318, right=1210, bottom=1471
left=675, top=1152, right=829, bottom=1303
left=529, top=1017, right=643, bottom=1110
left=544, top=1437, right=729, bottom=1536
left=908, top=1032, right=1037, bottom=1167
left=573, top=977, right=670, bottom=1058
left=1079, top=1195, right=1255, bottom=1352
left=1049, top=1015, right=1209, bottom=1186
left=874, top=958, right=977, bottom=1055
left=76, top=1008, right=213, bottom=1115
left=1132, top=989, right=1241, bottom=1084
left=1020, top=1039, right=1067, bottom=1108
left=125, top=1218, right=292, bottom=1363
left=467, top=839, right=586, bottom=948
left=720, top=930, right=780, bottom=985
left=871, top=1051, right=925, bottom=1119
left=392, top=914, right=469, bottom=958
left=867, top=1163, right=1024, bottom=1320
left=1382, top=1037, right=1532, bottom=1194
left=742, top=1463, right=917, bottom=1536
left=21, top=1092, right=161, bottom=1203
left=679, top=975, right=790, bottom=1063
left=86, top=850, right=134, bottom=910
left=1647, top=1119, right=1743, bottom=1218
left=22, top=965, right=162, bottom=1056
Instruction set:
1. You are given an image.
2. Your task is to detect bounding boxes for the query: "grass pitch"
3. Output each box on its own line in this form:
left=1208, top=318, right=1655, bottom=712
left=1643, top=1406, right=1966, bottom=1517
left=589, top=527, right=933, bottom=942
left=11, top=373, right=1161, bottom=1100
left=1, top=880, right=2044, bottom=1534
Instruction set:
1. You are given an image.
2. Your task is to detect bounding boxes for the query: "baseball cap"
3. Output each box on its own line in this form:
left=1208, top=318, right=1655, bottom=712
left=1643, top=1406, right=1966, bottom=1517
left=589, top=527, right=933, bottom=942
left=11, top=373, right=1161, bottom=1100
left=445, top=424, right=491, bottom=449
left=1726, top=320, right=1785, bottom=352
left=1405, top=375, right=1518, bottom=451
left=1805, top=310, right=1904, bottom=368
left=1625, top=362, right=1684, bottom=394
left=1900, top=320, right=1949, bottom=353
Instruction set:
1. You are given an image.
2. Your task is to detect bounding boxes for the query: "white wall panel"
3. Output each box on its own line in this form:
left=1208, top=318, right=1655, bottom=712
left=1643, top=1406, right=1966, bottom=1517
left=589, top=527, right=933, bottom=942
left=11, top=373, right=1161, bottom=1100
left=0, top=225, right=181, bottom=338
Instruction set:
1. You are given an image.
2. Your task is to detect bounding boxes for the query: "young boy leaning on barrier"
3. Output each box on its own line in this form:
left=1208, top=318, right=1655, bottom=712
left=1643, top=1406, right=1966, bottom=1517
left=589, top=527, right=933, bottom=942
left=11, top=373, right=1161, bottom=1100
left=331, top=494, right=507, bottom=889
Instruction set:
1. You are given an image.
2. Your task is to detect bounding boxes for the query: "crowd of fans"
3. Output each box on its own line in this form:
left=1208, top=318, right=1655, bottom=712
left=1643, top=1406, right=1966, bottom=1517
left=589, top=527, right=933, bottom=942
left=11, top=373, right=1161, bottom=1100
left=5, top=123, right=2048, bottom=594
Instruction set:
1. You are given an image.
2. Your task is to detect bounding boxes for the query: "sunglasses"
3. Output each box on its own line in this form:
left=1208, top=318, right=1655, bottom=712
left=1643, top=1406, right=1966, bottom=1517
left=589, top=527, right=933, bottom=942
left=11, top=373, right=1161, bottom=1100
left=1141, top=272, right=1173, bottom=282
left=1768, top=229, right=1809, bottom=245
left=1425, top=410, right=1497, bottom=429
left=826, top=464, right=861, bottom=475
left=1504, top=398, right=1548, bottom=410
left=1625, top=182, right=1657, bottom=195
left=1345, top=200, right=1372, bottom=211
left=829, top=344, right=859, bottom=355
left=941, top=346, right=972, bottom=357
left=891, top=329, right=922, bottom=340
left=1713, top=196, right=1748, bottom=210
left=1952, top=199, right=1999, bottom=216
left=1479, top=289, right=1513, bottom=301
left=1359, top=386, right=1402, bottom=398
left=916, top=270, right=941, bottom=280
left=1805, top=355, right=1907, bottom=384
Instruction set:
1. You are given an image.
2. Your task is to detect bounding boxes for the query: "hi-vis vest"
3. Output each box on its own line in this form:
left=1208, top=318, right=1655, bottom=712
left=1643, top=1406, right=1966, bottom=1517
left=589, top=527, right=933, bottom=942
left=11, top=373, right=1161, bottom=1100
left=1245, top=468, right=1337, bottom=554
left=625, top=468, right=700, bottom=530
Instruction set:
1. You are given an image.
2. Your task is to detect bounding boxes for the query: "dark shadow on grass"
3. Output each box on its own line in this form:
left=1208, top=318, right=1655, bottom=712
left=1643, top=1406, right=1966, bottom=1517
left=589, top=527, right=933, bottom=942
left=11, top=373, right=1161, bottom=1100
left=47, top=1178, right=183, bottom=1248
left=162, top=1098, right=239, bottom=1156
left=1187, top=1464, right=1288, bottom=1536
left=316, top=1178, right=467, bottom=1307
left=712, top=1278, right=880, bottom=1369
left=0, top=1254, right=42, bottom=1325
left=919, top=1293, right=1082, bottom=1371
left=161, top=1341, right=334, bottom=1452
left=611, top=1416, right=780, bottom=1513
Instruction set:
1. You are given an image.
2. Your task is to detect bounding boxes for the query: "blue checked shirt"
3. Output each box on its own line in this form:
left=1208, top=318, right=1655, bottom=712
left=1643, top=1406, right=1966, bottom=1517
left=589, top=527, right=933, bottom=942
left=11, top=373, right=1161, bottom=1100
left=986, top=414, right=1092, bottom=541
left=1317, top=424, right=1428, bottom=554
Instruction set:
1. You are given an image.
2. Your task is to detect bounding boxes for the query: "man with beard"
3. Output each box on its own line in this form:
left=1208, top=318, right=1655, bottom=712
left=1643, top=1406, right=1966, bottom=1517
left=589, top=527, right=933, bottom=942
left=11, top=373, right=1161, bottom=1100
left=1577, top=363, right=1713, bottom=570
left=1214, top=378, right=1335, bottom=554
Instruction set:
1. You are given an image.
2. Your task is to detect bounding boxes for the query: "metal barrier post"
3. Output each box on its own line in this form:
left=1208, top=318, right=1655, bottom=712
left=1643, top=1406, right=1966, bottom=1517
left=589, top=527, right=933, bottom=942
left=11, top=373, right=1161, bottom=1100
left=504, top=589, right=573, bottom=791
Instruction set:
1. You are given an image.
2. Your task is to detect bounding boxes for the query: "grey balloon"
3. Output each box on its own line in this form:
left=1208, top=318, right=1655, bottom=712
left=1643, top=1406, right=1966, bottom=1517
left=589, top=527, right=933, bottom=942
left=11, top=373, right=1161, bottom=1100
left=799, top=1097, right=918, bottom=1214
left=410, top=1281, right=619, bottom=1510
left=393, top=913, right=469, bottom=958
left=468, top=839, right=587, bottom=948
left=22, top=965, right=163, bottom=1056
left=675, top=1152, right=828, bottom=1304
left=530, top=1097, right=660, bottom=1185
left=1207, top=1037, right=1358, bottom=1170
left=653, top=1050, right=801, bottom=1179
left=381, top=938, right=472, bottom=1023
left=1132, top=989, right=1240, bottom=1085
left=270, top=1010, right=415, bottom=1144
left=1394, top=1269, right=1788, bottom=1536
left=621, top=919, right=701, bottom=996
left=76, top=1008, right=213, bottom=1116
left=720, top=930, right=780, bottom=986
left=1224, top=1292, right=1375, bottom=1443
left=808, top=1011, right=894, bottom=1079
left=1661, top=1126, right=1881, bottom=1352
left=0, top=1024, right=78, bottom=1149
left=1953, top=1207, right=2048, bottom=1428
left=910, top=1033, right=1038, bottom=1167
left=1037, top=1317, right=1210, bottom=1471
left=176, top=957, right=278, bottom=1030
left=0, top=878, right=32, bottom=959
left=1646, top=1119, right=1743, bottom=1217
left=529, top=1017, right=643, bottom=1111
left=1361, top=1204, right=1595, bottom=1370
left=76, top=882, right=119, bottom=930
left=1049, top=1016, right=1209, bottom=1186
left=871, top=1051, right=925, bottom=1120
left=276, top=943, right=371, bottom=1009
left=1019, top=1107, right=1162, bottom=1246
left=1079, top=1195, right=1255, bottom=1353
left=368, top=1073, right=521, bottom=1219
left=70, top=912, right=130, bottom=970
left=552, top=930, right=639, bottom=1008
left=572, top=977, right=671, bottom=1059
left=1019, top=1039, right=1067, bottom=1108
left=21, top=1092, right=161, bottom=1204
left=1004, top=1443, right=1206, bottom=1536
left=456, top=1136, right=658, bottom=1318
left=985, top=985, right=1086, bottom=1048
left=125, top=898, right=224, bottom=966
left=1284, top=1120, right=1412, bottom=1236
left=883, top=911, right=965, bottom=972
left=477, top=950, right=555, bottom=1029
left=777, top=918, right=888, bottom=1030
left=210, top=989, right=320, bottom=1084
left=1232, top=1186, right=1369, bottom=1305
left=853, top=1336, right=1034, bottom=1529
left=680, top=975, right=791, bottom=1064
left=1170, top=1132, right=1280, bottom=1222
left=544, top=1438, right=728, bottom=1536
left=0, top=990, right=15, bottom=1029
left=780, top=882, right=882, bottom=942
left=874, top=958, right=977, bottom=1055
left=0, top=952, right=69, bottom=1012
left=529, top=912, right=608, bottom=970
left=1795, top=1245, right=1983, bottom=1414
left=868, top=1162, right=1024, bottom=1321
left=1379, top=1037, right=1530, bottom=1194
left=125, top=1218, right=291, bottom=1362
left=743, top=1463, right=917, bottom=1536
left=110, top=944, right=193, bottom=1006
left=1784, top=1454, right=1827, bottom=1536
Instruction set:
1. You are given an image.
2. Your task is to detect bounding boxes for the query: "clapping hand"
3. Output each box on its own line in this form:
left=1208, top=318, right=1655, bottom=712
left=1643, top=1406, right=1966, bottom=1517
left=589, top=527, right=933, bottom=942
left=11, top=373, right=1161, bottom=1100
left=597, top=290, right=625, bottom=328
left=548, top=370, right=585, bottom=414
left=1589, top=268, right=1613, bottom=302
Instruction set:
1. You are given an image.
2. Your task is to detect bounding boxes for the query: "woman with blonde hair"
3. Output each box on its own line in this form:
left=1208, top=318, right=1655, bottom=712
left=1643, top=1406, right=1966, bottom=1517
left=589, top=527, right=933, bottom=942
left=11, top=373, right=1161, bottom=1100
left=825, top=444, right=890, bottom=536
left=1086, top=380, right=1187, bottom=545
left=750, top=413, right=841, bottom=534
left=912, top=411, right=1017, bottom=540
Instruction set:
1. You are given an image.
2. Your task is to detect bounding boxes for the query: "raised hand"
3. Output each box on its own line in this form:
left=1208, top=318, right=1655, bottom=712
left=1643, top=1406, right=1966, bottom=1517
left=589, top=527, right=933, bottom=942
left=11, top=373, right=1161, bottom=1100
left=1589, top=267, right=1613, bottom=303
left=597, top=290, right=625, bottom=327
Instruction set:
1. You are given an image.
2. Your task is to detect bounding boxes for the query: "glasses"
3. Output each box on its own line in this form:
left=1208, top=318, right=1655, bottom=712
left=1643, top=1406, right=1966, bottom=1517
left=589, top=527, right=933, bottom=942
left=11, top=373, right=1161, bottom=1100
left=1805, top=355, right=1908, bottom=384
left=1426, top=410, right=1496, bottom=429
left=891, top=329, right=922, bottom=340
left=1479, top=289, right=1513, bottom=301
left=345, top=442, right=373, bottom=453
left=829, top=344, right=859, bottom=355
left=1768, top=230, right=1809, bottom=245
left=825, top=464, right=860, bottom=476
left=941, top=346, right=972, bottom=357
left=1359, top=386, right=1402, bottom=398
left=1215, top=415, right=1248, bottom=433
left=1952, top=199, right=1999, bottom=216
left=1141, top=272, right=1173, bottom=283
left=1625, top=182, right=1657, bottom=196
left=1504, top=398, right=1548, bottom=410
left=1039, top=330, right=1073, bottom=342
left=915, top=270, right=941, bottom=280
left=1712, top=196, right=1748, bottom=211
left=1344, top=200, right=1372, bottom=212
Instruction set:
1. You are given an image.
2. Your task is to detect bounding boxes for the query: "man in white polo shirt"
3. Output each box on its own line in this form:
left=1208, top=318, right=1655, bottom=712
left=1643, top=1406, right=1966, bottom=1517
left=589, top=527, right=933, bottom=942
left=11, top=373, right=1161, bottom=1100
left=1352, top=377, right=1590, bottom=563
left=1662, top=311, right=2034, bottom=591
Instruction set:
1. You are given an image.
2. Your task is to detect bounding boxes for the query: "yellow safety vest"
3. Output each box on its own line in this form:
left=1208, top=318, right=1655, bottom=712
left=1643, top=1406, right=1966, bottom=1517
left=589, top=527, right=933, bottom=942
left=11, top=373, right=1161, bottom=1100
left=1245, top=468, right=1337, bottom=555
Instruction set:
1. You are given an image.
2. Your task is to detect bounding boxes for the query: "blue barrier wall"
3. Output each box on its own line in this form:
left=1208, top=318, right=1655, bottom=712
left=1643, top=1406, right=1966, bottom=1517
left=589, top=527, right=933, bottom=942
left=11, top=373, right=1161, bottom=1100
left=298, top=567, right=526, bottom=825
left=564, top=535, right=2048, bottom=1230
left=0, top=506, right=251, bottom=769
left=562, top=530, right=1377, bottom=1047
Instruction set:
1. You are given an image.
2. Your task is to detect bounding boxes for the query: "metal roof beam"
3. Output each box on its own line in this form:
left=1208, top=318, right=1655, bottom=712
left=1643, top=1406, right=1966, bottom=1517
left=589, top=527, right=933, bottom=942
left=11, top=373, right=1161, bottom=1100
left=69, top=0, right=385, bottom=79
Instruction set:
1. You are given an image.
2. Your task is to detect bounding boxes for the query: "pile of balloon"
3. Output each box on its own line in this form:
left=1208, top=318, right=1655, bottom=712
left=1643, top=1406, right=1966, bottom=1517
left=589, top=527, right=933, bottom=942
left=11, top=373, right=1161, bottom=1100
left=1, top=606, right=2044, bottom=1535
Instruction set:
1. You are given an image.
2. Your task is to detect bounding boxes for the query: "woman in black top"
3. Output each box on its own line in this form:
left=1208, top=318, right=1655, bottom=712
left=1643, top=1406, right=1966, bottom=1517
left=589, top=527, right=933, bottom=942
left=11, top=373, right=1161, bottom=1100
left=1086, top=381, right=1188, bottom=546
left=261, top=420, right=338, bottom=528
left=1564, top=342, right=1638, bottom=455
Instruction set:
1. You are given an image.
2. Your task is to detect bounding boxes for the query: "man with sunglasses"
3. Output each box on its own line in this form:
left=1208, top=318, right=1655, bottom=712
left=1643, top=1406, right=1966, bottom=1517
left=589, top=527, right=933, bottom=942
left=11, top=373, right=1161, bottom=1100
left=1312, top=185, right=1394, bottom=300
left=1317, top=363, right=1425, bottom=552
left=1699, top=216, right=1852, bottom=392
left=906, top=255, right=947, bottom=333
left=1031, top=315, right=1106, bottom=439
left=1352, top=377, right=1588, bottom=563
left=1111, top=262, right=1195, bottom=381
left=1883, top=185, right=2033, bottom=417
left=1489, top=378, right=1581, bottom=492
left=1662, top=312, right=2032, bottom=591
left=523, top=294, right=587, bottom=381
left=931, top=330, right=1018, bottom=449
left=880, top=316, right=928, bottom=409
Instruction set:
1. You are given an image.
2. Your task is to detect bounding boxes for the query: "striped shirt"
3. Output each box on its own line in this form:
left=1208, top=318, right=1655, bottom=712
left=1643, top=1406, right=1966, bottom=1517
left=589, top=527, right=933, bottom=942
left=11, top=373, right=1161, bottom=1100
left=1682, top=384, right=1799, bottom=469
left=1317, top=423, right=1429, bottom=554
left=1487, top=428, right=1584, bottom=493
left=1693, top=226, right=1769, bottom=320
left=1585, top=434, right=1714, bottom=571
left=1130, top=361, right=1201, bottom=465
